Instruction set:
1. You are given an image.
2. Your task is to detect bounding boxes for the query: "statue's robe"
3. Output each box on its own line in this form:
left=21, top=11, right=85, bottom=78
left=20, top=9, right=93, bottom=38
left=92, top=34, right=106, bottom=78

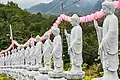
left=4, top=54, right=8, bottom=66
left=34, top=42, right=43, bottom=66
left=43, top=38, right=53, bottom=69
left=70, top=25, right=83, bottom=71
left=19, top=48, right=25, bottom=65
left=28, top=46, right=35, bottom=65
left=0, top=56, right=4, bottom=66
left=52, top=35, right=63, bottom=72
left=97, top=14, right=119, bottom=80
left=11, top=52, right=16, bottom=65
left=25, top=47, right=30, bottom=65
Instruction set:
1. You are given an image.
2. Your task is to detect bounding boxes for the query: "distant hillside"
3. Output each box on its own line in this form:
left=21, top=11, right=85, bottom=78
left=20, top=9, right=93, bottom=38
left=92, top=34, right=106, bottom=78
left=27, top=0, right=104, bottom=15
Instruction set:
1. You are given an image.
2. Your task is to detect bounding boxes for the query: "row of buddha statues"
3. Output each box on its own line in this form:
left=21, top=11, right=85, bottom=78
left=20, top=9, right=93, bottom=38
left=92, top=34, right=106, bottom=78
left=0, top=0, right=119, bottom=79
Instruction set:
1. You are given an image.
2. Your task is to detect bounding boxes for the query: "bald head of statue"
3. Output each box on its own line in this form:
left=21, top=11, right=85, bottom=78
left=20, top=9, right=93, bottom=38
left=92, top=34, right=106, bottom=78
left=52, top=27, right=60, bottom=36
left=102, top=1, right=115, bottom=15
left=70, top=14, right=80, bottom=26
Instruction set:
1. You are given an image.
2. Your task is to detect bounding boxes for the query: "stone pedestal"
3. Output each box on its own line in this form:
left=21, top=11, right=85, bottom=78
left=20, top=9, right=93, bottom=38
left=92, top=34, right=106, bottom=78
left=35, top=74, right=49, bottom=80
left=64, top=71, right=85, bottom=80
left=49, top=78, right=67, bottom=80
left=48, top=71, right=64, bottom=78
left=92, top=77, right=103, bottom=80
left=39, top=68, right=53, bottom=74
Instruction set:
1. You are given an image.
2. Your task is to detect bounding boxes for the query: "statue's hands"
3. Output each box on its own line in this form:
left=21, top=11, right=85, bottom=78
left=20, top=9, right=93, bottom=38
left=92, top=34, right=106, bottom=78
left=68, top=46, right=72, bottom=55
left=64, top=29, right=67, bottom=36
left=99, top=44, right=102, bottom=51
left=95, top=55, right=100, bottom=61
left=51, top=50, right=54, bottom=57
left=94, top=20, right=99, bottom=31
left=98, top=41, right=103, bottom=56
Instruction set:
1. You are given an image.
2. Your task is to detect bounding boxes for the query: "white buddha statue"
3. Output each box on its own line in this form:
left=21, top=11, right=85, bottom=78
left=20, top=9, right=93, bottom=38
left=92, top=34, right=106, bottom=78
left=1, top=54, right=5, bottom=66
left=7, top=51, right=11, bottom=66
left=28, top=41, right=35, bottom=65
left=94, top=0, right=119, bottom=80
left=43, top=32, right=53, bottom=70
left=16, top=47, right=21, bottom=65
left=24, top=45, right=30, bottom=65
left=19, top=48, right=25, bottom=65
left=34, top=35, right=43, bottom=68
left=0, top=54, right=4, bottom=66
left=68, top=14, right=83, bottom=73
left=52, top=27, right=63, bottom=73
left=11, top=49, right=17, bottom=65
left=4, top=52, right=8, bottom=66
left=8, top=49, right=14, bottom=65
left=0, top=55, right=2, bottom=66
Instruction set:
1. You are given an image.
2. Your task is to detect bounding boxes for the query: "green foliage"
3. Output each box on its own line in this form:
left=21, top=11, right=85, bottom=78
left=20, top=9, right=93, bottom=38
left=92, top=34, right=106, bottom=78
left=84, top=76, right=94, bottom=80
left=0, top=3, right=56, bottom=51
left=83, top=63, right=103, bottom=80
left=0, top=74, right=15, bottom=80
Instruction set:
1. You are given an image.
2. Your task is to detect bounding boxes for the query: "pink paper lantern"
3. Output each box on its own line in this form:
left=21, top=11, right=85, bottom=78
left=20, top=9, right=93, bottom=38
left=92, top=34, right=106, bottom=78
left=48, top=29, right=52, bottom=35
left=56, top=20, right=61, bottom=25
left=114, top=1, right=120, bottom=9
left=90, top=13, right=95, bottom=20
left=60, top=14, right=65, bottom=20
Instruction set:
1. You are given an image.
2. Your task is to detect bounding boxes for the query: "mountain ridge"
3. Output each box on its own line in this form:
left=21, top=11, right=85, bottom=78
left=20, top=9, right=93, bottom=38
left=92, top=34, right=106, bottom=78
left=27, top=0, right=104, bottom=15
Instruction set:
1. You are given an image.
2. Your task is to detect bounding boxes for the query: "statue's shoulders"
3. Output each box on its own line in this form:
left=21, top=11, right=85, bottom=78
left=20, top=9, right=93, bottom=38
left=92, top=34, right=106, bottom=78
left=56, top=35, right=61, bottom=39
left=108, top=14, right=118, bottom=21
left=72, top=25, right=81, bottom=31
left=36, top=42, right=42, bottom=46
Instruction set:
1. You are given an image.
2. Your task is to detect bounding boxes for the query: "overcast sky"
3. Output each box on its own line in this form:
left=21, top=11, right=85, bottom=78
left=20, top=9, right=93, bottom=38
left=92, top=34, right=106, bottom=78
left=0, top=0, right=53, bottom=9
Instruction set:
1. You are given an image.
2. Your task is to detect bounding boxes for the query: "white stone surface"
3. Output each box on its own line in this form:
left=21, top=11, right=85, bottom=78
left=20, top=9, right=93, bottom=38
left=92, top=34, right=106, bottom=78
left=64, top=71, right=85, bottom=80
left=48, top=71, right=64, bottom=78
left=94, top=0, right=119, bottom=80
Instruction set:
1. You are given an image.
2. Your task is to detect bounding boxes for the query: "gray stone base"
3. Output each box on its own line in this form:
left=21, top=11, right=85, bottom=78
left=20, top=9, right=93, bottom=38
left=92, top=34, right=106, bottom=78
left=48, top=78, right=67, bottom=80
left=64, top=71, right=85, bottom=80
left=92, top=77, right=103, bottom=80
left=34, top=74, right=49, bottom=80
left=93, top=77, right=120, bottom=80
left=26, top=65, right=42, bottom=71
left=48, top=71, right=64, bottom=78
left=39, top=68, right=53, bottom=74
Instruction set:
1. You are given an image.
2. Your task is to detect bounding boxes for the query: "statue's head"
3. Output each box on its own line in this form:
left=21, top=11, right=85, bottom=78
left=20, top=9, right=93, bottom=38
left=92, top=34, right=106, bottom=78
left=8, top=51, right=10, bottom=54
left=52, top=27, right=60, bottom=36
left=102, top=0, right=115, bottom=15
left=17, top=46, right=21, bottom=50
left=70, top=14, right=80, bottom=26
left=14, top=48, right=17, bottom=52
left=43, top=32, right=50, bottom=39
left=11, top=49, right=14, bottom=53
left=30, top=41, right=34, bottom=47
left=35, top=35, right=40, bottom=42
left=5, top=52, right=7, bottom=56
left=2, top=54, right=4, bottom=57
